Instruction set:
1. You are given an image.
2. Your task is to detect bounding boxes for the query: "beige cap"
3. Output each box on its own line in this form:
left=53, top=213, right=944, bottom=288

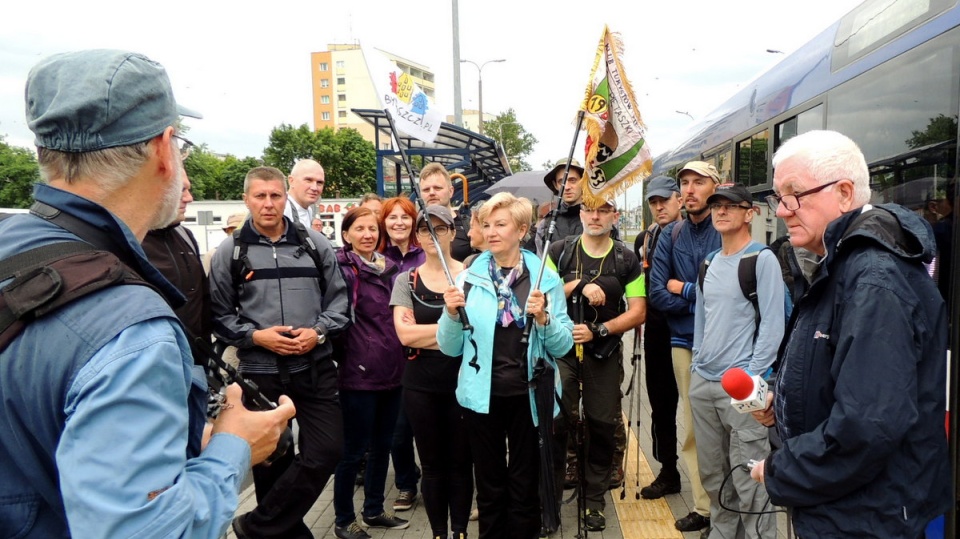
left=223, top=212, right=246, bottom=232
left=678, top=161, right=721, bottom=184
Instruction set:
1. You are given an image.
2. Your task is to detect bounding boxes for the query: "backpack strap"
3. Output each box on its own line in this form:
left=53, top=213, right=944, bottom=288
left=230, top=228, right=252, bottom=290
left=698, top=248, right=721, bottom=292
left=0, top=242, right=151, bottom=353
left=292, top=220, right=327, bottom=293
left=737, top=244, right=768, bottom=334
left=670, top=219, right=686, bottom=243
left=555, top=236, right=580, bottom=278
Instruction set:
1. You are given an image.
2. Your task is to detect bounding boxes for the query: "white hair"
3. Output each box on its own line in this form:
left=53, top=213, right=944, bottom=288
left=37, top=141, right=152, bottom=192
left=772, top=130, right=871, bottom=206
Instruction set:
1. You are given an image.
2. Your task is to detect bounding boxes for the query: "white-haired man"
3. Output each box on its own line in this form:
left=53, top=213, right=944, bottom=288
left=751, top=130, right=950, bottom=538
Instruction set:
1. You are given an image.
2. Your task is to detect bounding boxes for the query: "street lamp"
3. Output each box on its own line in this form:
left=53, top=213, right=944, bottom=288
left=460, top=58, right=505, bottom=135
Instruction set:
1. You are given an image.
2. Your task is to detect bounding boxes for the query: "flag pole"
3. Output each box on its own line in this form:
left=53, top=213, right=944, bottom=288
left=521, top=109, right=585, bottom=344
left=383, top=109, right=473, bottom=336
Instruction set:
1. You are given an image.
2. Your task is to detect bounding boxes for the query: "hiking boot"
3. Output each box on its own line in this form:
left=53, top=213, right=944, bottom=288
left=675, top=512, right=710, bottom=532
left=335, top=522, right=372, bottom=539
left=640, top=468, right=682, bottom=499
left=563, top=463, right=578, bottom=489
left=584, top=509, right=606, bottom=531
left=393, top=489, right=417, bottom=511
left=607, top=465, right=625, bottom=490
left=362, top=512, right=410, bottom=530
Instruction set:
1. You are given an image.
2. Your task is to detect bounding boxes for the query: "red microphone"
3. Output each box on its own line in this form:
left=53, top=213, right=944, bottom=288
left=721, top=367, right=768, bottom=413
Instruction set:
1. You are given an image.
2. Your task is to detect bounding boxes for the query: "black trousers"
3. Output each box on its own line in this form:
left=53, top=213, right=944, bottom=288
left=465, top=394, right=540, bottom=539
left=553, top=345, right=621, bottom=511
left=404, top=388, right=473, bottom=535
left=243, top=361, right=343, bottom=538
left=643, top=308, right=679, bottom=468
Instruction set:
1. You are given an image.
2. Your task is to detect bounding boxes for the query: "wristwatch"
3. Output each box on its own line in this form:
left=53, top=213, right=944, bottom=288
left=595, top=323, right=610, bottom=338
left=313, top=325, right=326, bottom=345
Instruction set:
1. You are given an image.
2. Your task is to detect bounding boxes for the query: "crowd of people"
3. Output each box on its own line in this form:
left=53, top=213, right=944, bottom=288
left=0, top=49, right=953, bottom=539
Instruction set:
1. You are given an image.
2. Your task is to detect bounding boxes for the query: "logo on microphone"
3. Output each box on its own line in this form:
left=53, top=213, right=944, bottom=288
left=814, top=330, right=830, bottom=340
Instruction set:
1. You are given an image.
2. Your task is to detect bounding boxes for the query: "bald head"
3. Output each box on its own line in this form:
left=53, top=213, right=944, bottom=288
left=288, top=159, right=325, bottom=207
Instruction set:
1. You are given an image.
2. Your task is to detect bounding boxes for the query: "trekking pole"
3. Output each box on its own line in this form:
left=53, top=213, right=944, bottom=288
left=521, top=110, right=585, bottom=344
left=622, top=326, right=641, bottom=500
left=383, top=110, right=472, bottom=338
left=632, top=327, right=643, bottom=499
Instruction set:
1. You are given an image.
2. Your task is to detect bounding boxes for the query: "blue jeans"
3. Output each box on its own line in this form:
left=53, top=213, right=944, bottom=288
left=334, top=387, right=402, bottom=527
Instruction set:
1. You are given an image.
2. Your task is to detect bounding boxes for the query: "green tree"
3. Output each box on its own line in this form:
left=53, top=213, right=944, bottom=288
left=218, top=156, right=262, bottom=200
left=262, top=123, right=376, bottom=198
left=483, top=109, right=538, bottom=171
left=0, top=136, right=40, bottom=208
left=906, top=114, right=958, bottom=148
left=183, top=145, right=224, bottom=199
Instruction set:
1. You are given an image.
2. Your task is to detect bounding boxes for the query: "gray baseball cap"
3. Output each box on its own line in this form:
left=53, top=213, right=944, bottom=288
left=645, top=175, right=680, bottom=200
left=25, top=49, right=201, bottom=152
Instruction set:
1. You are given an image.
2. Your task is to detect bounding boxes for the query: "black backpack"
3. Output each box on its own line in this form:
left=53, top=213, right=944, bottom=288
left=230, top=219, right=327, bottom=292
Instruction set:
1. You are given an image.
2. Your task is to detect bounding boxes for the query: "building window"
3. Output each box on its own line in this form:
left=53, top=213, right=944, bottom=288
left=318, top=62, right=328, bottom=71
left=336, top=60, right=345, bottom=69
left=338, top=94, right=347, bottom=102
left=321, top=95, right=330, bottom=104
left=322, top=112, right=330, bottom=121
left=338, top=111, right=347, bottom=118
left=320, top=79, right=329, bottom=88
left=337, top=77, right=346, bottom=85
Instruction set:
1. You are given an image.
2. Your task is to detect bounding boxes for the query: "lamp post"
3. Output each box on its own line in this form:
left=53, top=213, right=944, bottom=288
left=460, top=58, right=505, bottom=135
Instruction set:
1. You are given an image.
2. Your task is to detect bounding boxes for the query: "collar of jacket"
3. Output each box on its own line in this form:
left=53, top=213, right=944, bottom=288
left=32, top=183, right=186, bottom=307
left=236, top=216, right=299, bottom=245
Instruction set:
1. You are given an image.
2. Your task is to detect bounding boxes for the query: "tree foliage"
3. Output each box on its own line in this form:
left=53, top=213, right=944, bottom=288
left=0, top=136, right=40, bottom=208
left=907, top=114, right=958, bottom=149
left=183, top=146, right=261, bottom=200
left=262, top=124, right=377, bottom=197
left=483, top=109, right=538, bottom=172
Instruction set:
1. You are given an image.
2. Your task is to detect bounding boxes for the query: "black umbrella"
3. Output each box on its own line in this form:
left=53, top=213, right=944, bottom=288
left=485, top=170, right=554, bottom=205
left=533, top=354, right=561, bottom=533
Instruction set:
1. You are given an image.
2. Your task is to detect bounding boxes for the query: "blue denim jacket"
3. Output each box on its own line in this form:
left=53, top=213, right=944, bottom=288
left=0, top=184, right=250, bottom=538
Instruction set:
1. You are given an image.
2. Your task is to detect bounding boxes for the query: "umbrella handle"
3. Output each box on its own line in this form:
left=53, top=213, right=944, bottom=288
left=451, top=173, right=468, bottom=205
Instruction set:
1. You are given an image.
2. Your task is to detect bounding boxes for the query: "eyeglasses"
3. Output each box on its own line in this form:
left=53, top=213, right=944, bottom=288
left=580, top=207, right=615, bottom=215
left=708, top=202, right=752, bottom=212
left=766, top=179, right=842, bottom=212
left=416, top=225, right=451, bottom=236
left=172, top=134, right=195, bottom=160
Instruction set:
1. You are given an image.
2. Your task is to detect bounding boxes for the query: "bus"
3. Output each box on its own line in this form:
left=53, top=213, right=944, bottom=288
left=653, top=0, right=959, bottom=534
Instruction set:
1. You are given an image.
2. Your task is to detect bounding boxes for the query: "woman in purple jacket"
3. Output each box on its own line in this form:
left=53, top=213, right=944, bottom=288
left=332, top=206, right=409, bottom=539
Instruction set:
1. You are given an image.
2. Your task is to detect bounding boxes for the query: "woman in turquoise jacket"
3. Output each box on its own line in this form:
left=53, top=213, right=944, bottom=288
left=438, top=192, right=573, bottom=539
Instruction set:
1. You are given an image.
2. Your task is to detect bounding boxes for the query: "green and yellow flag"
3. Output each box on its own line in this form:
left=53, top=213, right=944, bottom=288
left=580, top=26, right=652, bottom=206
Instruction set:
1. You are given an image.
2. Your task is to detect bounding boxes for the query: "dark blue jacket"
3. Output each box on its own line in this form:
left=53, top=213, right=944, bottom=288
left=647, top=215, right=721, bottom=349
left=766, top=204, right=950, bottom=538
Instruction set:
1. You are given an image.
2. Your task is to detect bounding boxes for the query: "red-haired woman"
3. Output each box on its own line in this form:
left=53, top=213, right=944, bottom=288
left=379, top=197, right=425, bottom=273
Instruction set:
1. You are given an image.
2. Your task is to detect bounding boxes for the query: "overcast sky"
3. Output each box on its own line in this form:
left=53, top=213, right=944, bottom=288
left=1, top=0, right=864, bottom=206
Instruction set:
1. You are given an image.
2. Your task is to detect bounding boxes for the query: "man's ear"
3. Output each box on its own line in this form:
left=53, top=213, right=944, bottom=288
left=837, top=179, right=856, bottom=212
left=154, top=127, right=177, bottom=177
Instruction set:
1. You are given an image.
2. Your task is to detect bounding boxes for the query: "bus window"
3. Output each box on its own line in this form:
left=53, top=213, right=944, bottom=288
left=736, top=129, right=770, bottom=187
left=832, top=0, right=952, bottom=70
left=775, top=104, right=824, bottom=151
left=704, top=145, right=733, bottom=183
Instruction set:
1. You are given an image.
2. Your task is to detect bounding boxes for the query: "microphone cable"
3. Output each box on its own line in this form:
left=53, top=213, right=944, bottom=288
left=716, top=462, right=791, bottom=538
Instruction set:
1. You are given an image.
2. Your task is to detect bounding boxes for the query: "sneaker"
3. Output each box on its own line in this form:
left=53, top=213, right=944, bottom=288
left=393, top=490, right=417, bottom=511
left=607, top=465, right=625, bottom=490
left=361, top=512, right=410, bottom=530
left=640, top=468, right=682, bottom=499
left=675, top=512, right=710, bottom=532
left=335, top=522, right=372, bottom=539
left=584, top=509, right=606, bottom=531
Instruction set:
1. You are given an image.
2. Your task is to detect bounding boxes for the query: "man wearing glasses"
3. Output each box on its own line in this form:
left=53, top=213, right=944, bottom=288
left=284, top=158, right=326, bottom=226
left=750, top=130, right=950, bottom=538
left=0, top=50, right=294, bottom=538
left=648, top=161, right=721, bottom=533
left=545, top=198, right=645, bottom=532
left=689, top=184, right=781, bottom=539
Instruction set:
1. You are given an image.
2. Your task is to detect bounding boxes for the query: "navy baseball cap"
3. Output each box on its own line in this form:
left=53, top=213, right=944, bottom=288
left=645, top=175, right=680, bottom=200
left=25, top=49, right=201, bottom=152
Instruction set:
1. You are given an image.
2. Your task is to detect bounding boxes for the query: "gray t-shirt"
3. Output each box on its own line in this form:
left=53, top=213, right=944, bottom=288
left=692, top=243, right=785, bottom=381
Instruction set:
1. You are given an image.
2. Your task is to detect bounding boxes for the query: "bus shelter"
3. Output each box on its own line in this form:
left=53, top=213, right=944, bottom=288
left=352, top=108, right=512, bottom=205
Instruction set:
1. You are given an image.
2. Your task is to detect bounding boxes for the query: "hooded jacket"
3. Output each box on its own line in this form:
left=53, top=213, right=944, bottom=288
left=765, top=204, right=950, bottom=538
left=437, top=249, right=574, bottom=422
left=335, top=249, right=405, bottom=391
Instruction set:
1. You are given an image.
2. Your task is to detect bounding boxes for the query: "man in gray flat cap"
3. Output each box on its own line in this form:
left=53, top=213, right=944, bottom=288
left=0, top=49, right=295, bottom=538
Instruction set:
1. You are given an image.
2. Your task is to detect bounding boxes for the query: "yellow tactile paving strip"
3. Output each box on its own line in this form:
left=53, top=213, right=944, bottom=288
left=612, top=414, right=683, bottom=539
